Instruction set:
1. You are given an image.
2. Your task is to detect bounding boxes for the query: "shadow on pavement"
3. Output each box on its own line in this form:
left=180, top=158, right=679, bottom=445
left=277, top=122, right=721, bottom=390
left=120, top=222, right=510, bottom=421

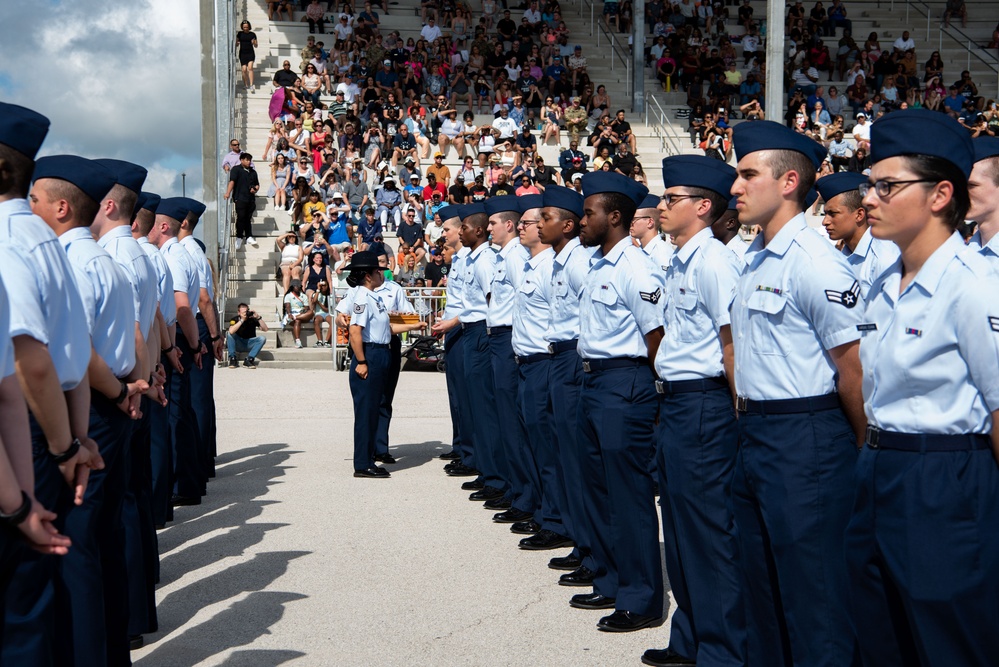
left=384, top=439, right=448, bottom=473
left=134, top=442, right=311, bottom=665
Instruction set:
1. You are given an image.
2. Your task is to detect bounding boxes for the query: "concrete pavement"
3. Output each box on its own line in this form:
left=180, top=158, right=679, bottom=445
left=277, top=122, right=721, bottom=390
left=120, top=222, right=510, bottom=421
left=132, top=368, right=674, bottom=666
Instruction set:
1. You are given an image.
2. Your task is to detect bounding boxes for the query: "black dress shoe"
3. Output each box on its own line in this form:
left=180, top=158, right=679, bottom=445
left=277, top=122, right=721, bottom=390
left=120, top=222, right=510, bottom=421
left=373, top=453, right=397, bottom=464
left=510, top=520, right=541, bottom=535
left=461, top=479, right=485, bottom=491
left=597, top=610, right=661, bottom=632
left=493, top=508, right=532, bottom=523
left=549, top=554, right=582, bottom=571
left=129, top=635, right=145, bottom=651
left=559, top=566, right=595, bottom=587
left=446, top=464, right=479, bottom=477
left=468, top=486, right=504, bottom=501
left=439, top=449, right=460, bottom=460
left=353, top=467, right=391, bottom=478
left=483, top=497, right=512, bottom=510
left=569, top=592, right=616, bottom=610
left=641, top=647, right=696, bottom=666
left=519, top=529, right=575, bottom=551
left=171, top=494, right=201, bottom=507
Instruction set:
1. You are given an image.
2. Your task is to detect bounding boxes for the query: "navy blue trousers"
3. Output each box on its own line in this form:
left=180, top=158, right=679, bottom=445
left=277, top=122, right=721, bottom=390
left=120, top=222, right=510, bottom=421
left=657, top=385, right=746, bottom=665
left=846, top=444, right=999, bottom=667
left=349, top=345, right=390, bottom=471
left=519, top=357, right=565, bottom=535
left=60, top=392, right=133, bottom=667
left=444, top=329, right=475, bottom=467
left=171, top=335, right=204, bottom=498
left=577, top=363, right=663, bottom=617
left=731, top=407, right=857, bottom=667
left=490, top=330, right=538, bottom=513
left=2, top=416, right=72, bottom=667
left=374, top=335, right=402, bottom=456
left=149, top=356, right=174, bottom=525
left=461, top=324, right=506, bottom=492
left=548, top=347, right=593, bottom=568
left=0, top=527, right=24, bottom=662
left=124, top=397, right=158, bottom=636
left=191, top=315, right=217, bottom=480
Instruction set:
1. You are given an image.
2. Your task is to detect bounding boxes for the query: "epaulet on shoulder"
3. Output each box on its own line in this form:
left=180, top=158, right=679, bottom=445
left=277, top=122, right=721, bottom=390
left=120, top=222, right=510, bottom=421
left=793, top=226, right=838, bottom=259
left=957, top=245, right=994, bottom=278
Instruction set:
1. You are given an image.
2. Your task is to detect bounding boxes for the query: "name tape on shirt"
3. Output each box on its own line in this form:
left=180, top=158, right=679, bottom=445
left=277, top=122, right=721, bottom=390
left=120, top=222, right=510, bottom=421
left=856, top=323, right=877, bottom=332
left=825, top=280, right=860, bottom=309
left=640, top=287, right=662, bottom=304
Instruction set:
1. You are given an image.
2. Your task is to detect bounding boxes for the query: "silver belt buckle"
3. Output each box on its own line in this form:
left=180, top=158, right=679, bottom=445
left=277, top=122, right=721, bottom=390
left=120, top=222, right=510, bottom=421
left=655, top=380, right=665, bottom=395
left=547, top=343, right=555, bottom=354
left=582, top=361, right=591, bottom=373
left=486, top=326, right=492, bottom=336
left=736, top=396, right=748, bottom=413
left=866, top=425, right=880, bottom=449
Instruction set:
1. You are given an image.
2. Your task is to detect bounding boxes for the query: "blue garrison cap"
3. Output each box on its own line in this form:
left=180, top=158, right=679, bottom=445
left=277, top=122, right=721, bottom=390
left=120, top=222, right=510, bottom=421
left=541, top=186, right=583, bottom=218
left=727, top=195, right=738, bottom=211
left=805, top=187, right=818, bottom=209
left=32, top=155, right=117, bottom=203
left=973, top=136, right=999, bottom=163
left=815, top=172, right=867, bottom=202
left=661, top=155, right=737, bottom=198
left=139, top=192, right=161, bottom=213
left=178, top=197, right=206, bottom=219
left=517, top=194, right=544, bottom=213
left=484, top=195, right=520, bottom=216
left=0, top=102, right=49, bottom=159
left=436, top=204, right=459, bottom=221
left=637, top=194, right=661, bottom=210
left=156, top=197, right=190, bottom=223
left=460, top=202, right=486, bottom=218
left=580, top=171, right=648, bottom=205
left=870, top=108, right=974, bottom=178
left=93, top=159, right=147, bottom=194
left=733, top=120, right=827, bottom=169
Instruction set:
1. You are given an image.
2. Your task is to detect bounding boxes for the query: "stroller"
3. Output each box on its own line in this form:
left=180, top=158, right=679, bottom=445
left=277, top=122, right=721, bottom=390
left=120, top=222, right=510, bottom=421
left=401, top=333, right=447, bottom=372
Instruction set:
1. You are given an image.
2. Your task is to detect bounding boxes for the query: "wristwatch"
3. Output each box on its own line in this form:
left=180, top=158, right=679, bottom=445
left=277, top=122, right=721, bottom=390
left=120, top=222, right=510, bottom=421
left=115, top=380, right=129, bottom=405
left=210, top=334, right=221, bottom=342
left=50, top=438, right=81, bottom=464
left=356, top=360, right=368, bottom=366
left=0, top=491, right=31, bottom=527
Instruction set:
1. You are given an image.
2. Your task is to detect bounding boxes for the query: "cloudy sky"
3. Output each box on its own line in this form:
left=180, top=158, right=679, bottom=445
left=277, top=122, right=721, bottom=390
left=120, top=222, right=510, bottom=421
left=0, top=0, right=204, bottom=198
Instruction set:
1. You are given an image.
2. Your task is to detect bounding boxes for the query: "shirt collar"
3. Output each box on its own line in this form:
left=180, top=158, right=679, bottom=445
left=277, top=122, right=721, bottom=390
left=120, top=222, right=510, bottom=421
left=527, top=246, right=554, bottom=269
left=970, top=229, right=999, bottom=256
left=97, top=224, right=132, bottom=248
left=675, top=227, right=713, bottom=265
left=469, top=240, right=493, bottom=260
left=0, top=197, right=32, bottom=218
left=553, top=236, right=580, bottom=267
left=591, top=236, right=632, bottom=267
left=59, top=226, right=94, bottom=248
left=757, top=212, right=806, bottom=258
left=847, top=227, right=874, bottom=259
left=499, top=236, right=522, bottom=258
left=909, top=232, right=966, bottom=297
left=162, top=237, right=178, bottom=250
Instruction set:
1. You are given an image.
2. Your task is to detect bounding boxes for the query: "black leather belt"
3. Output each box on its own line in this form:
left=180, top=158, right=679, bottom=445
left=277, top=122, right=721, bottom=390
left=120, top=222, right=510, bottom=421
left=656, top=376, right=728, bottom=395
left=516, top=352, right=550, bottom=365
left=461, top=320, right=486, bottom=330
left=735, top=393, right=840, bottom=415
left=865, top=426, right=990, bottom=452
left=547, top=339, right=578, bottom=354
left=363, top=342, right=390, bottom=349
left=581, top=357, right=647, bottom=373
left=487, top=325, right=512, bottom=336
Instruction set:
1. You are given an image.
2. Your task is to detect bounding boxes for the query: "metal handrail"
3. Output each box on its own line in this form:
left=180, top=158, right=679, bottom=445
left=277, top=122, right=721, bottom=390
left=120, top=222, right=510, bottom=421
left=582, top=0, right=633, bottom=99
left=644, top=92, right=683, bottom=157
left=216, top=0, right=239, bottom=328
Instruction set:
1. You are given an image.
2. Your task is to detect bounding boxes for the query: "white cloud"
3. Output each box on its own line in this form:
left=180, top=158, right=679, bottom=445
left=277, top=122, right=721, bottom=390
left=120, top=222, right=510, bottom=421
left=0, top=0, right=204, bottom=199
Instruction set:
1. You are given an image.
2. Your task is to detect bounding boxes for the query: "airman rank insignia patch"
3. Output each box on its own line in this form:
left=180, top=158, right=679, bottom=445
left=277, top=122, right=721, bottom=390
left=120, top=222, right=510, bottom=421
left=825, top=281, right=860, bottom=308
left=640, top=288, right=662, bottom=304
left=353, top=303, right=365, bottom=314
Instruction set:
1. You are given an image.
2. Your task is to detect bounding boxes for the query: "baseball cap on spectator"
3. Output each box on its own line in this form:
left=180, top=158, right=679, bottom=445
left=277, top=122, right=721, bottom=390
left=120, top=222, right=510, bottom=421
left=0, top=101, right=50, bottom=159
left=33, top=155, right=117, bottom=203
left=870, top=108, right=974, bottom=177
left=410, top=174, right=420, bottom=180
left=405, top=156, right=416, bottom=165
left=580, top=171, right=648, bottom=205
left=856, top=112, right=867, bottom=119
left=384, top=176, right=396, bottom=184
left=332, top=192, right=344, bottom=199
left=815, top=172, right=867, bottom=202
left=383, top=60, right=392, bottom=66
left=94, top=158, right=147, bottom=194
left=455, top=175, right=465, bottom=182
left=733, top=120, right=828, bottom=169
left=574, top=45, right=582, bottom=51
left=571, top=173, right=583, bottom=183
left=542, top=185, right=584, bottom=217
left=434, top=152, right=444, bottom=158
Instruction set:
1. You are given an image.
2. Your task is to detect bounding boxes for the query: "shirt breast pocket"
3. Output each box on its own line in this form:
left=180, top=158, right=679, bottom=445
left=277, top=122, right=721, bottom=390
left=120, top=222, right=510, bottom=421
left=746, top=290, right=789, bottom=357
left=675, top=290, right=706, bottom=343
left=587, top=284, right=623, bottom=333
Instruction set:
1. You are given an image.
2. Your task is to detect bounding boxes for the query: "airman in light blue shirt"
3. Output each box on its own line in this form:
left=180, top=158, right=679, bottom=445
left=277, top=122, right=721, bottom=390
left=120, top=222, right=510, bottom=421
left=443, top=246, right=469, bottom=320
left=544, top=236, right=591, bottom=344
left=967, top=135, right=999, bottom=273
left=459, top=238, right=496, bottom=323
left=487, top=237, right=529, bottom=328
left=349, top=287, right=392, bottom=343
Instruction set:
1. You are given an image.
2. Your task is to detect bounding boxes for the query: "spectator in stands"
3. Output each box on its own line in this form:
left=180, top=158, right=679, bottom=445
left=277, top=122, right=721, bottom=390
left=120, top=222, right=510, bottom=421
left=309, top=280, right=334, bottom=346
left=236, top=21, right=259, bottom=92
left=847, top=144, right=870, bottom=173
left=222, top=138, right=245, bottom=172
left=792, top=59, right=820, bottom=96
left=269, top=153, right=292, bottom=211
left=356, top=206, right=380, bottom=250
left=852, top=112, right=871, bottom=150
left=226, top=152, right=260, bottom=249
left=375, top=176, right=403, bottom=230
left=943, top=85, right=966, bottom=117
left=827, top=130, right=852, bottom=172
left=954, top=70, right=983, bottom=110
left=825, top=0, right=851, bottom=34
left=447, top=175, right=468, bottom=204
left=304, top=0, right=326, bottom=33
left=227, top=303, right=269, bottom=368
left=892, top=30, right=915, bottom=55
left=398, top=208, right=427, bottom=264
left=277, top=231, right=306, bottom=294
left=274, top=60, right=298, bottom=89
left=283, top=280, right=313, bottom=348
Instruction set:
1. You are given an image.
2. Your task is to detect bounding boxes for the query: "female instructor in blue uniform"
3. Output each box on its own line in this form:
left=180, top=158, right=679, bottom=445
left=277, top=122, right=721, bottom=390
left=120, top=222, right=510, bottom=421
left=344, top=251, right=426, bottom=478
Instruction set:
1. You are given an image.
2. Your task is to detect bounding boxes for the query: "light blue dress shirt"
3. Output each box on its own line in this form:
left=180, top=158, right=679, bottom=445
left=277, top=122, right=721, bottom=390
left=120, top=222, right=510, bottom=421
left=0, top=198, right=90, bottom=390
left=59, top=227, right=136, bottom=378
left=487, top=238, right=528, bottom=328
left=137, top=236, right=176, bottom=326
left=578, top=237, right=666, bottom=360
left=861, top=233, right=999, bottom=434
left=161, top=237, right=201, bottom=319
left=99, top=225, right=158, bottom=337
left=642, top=235, right=675, bottom=272
left=0, top=267, right=13, bottom=379
left=513, top=248, right=555, bottom=356
left=968, top=229, right=999, bottom=273
left=180, top=235, right=216, bottom=300
left=726, top=234, right=750, bottom=260
left=459, top=242, right=496, bottom=323
left=336, top=280, right=415, bottom=315
left=731, top=213, right=863, bottom=400
left=842, top=228, right=900, bottom=300
left=544, top=237, right=592, bottom=343
left=443, top=246, right=469, bottom=320
left=349, top=287, right=392, bottom=343
left=654, top=228, right=740, bottom=381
